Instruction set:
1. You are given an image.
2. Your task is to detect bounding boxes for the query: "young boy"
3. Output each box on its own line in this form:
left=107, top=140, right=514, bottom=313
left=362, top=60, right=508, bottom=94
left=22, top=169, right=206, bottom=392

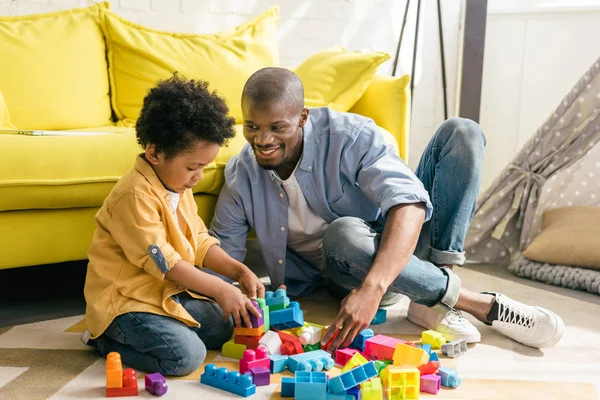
left=82, top=76, right=265, bottom=376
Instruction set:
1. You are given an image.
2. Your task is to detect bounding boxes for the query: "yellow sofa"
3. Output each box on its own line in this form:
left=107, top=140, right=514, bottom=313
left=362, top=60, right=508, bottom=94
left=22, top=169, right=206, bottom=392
left=0, top=3, right=411, bottom=270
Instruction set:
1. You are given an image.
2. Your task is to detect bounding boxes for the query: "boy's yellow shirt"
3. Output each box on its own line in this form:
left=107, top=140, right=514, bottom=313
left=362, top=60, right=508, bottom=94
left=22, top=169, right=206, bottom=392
left=84, top=156, right=220, bottom=339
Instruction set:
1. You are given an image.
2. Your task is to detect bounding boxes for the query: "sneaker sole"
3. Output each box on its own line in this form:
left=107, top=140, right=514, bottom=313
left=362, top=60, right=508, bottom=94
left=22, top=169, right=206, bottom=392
left=407, top=313, right=482, bottom=344
left=532, top=307, right=565, bottom=349
left=379, top=292, right=402, bottom=307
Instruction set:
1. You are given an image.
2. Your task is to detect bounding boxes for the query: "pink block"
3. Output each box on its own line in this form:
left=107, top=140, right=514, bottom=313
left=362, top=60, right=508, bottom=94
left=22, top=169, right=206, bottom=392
left=364, top=335, right=407, bottom=360
left=239, top=346, right=270, bottom=374
left=335, top=348, right=359, bottom=366
left=420, top=374, right=441, bottom=394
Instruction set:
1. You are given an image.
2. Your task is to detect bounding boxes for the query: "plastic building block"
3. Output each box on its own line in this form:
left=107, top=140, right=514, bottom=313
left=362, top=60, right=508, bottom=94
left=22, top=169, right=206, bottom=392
left=438, top=366, right=462, bottom=388
left=336, top=348, right=360, bottom=366
left=249, top=366, right=270, bottom=386
left=417, top=360, right=440, bottom=376
left=255, top=298, right=270, bottom=331
left=428, top=352, right=439, bottom=362
left=392, top=343, right=429, bottom=367
left=364, top=335, right=407, bottom=360
left=380, top=365, right=419, bottom=400
left=145, top=372, right=167, bottom=396
left=265, top=288, right=290, bottom=311
left=106, top=352, right=123, bottom=389
left=299, top=326, right=323, bottom=345
left=374, top=360, right=391, bottom=375
left=346, top=385, right=361, bottom=400
left=421, top=330, right=446, bottom=349
left=239, top=300, right=264, bottom=329
left=271, top=301, right=304, bottom=330
left=370, top=308, right=387, bottom=325
left=106, top=368, right=138, bottom=397
left=234, top=324, right=265, bottom=337
left=351, top=329, right=374, bottom=352
left=259, top=330, right=282, bottom=355
left=417, top=343, right=432, bottom=355
left=341, top=352, right=368, bottom=373
left=420, top=374, right=441, bottom=394
left=200, top=364, right=256, bottom=397
left=328, top=361, right=377, bottom=394
left=222, top=339, right=247, bottom=360
left=321, top=329, right=340, bottom=352
left=270, top=353, right=289, bottom=373
left=295, top=371, right=327, bottom=400
left=278, top=331, right=303, bottom=355
left=326, top=392, right=354, bottom=400
left=235, top=333, right=264, bottom=349
left=288, top=349, right=335, bottom=372
left=441, top=339, right=467, bottom=358
left=240, top=346, right=270, bottom=374
left=361, top=377, right=383, bottom=400
left=303, top=343, right=321, bottom=352
left=281, top=376, right=295, bottom=397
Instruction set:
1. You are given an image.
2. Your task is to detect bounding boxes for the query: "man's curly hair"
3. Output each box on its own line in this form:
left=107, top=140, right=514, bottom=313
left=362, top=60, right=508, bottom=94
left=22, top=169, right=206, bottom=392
left=136, top=74, right=236, bottom=159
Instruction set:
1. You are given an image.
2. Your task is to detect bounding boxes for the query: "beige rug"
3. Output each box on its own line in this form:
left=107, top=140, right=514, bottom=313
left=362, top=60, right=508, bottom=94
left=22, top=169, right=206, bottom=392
left=1, top=267, right=598, bottom=399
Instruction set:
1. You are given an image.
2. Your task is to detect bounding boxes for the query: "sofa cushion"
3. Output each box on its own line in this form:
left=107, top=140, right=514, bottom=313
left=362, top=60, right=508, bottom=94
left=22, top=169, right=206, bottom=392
left=0, top=2, right=113, bottom=130
left=295, top=46, right=391, bottom=112
left=101, top=6, right=278, bottom=126
left=0, top=125, right=248, bottom=212
left=0, top=90, right=15, bottom=129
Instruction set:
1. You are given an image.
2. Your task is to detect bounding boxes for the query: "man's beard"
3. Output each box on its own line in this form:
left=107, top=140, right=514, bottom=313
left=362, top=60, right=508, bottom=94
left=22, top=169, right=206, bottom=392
left=252, top=145, right=282, bottom=170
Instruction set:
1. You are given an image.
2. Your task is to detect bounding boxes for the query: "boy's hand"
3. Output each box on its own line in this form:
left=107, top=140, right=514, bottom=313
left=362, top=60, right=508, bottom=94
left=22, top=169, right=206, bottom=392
left=215, top=285, right=262, bottom=328
left=237, top=269, right=266, bottom=300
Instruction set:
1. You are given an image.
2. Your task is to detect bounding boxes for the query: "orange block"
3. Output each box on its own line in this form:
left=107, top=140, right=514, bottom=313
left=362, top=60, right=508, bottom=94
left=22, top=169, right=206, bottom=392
left=106, top=352, right=123, bottom=389
left=234, top=325, right=265, bottom=337
left=106, top=368, right=138, bottom=397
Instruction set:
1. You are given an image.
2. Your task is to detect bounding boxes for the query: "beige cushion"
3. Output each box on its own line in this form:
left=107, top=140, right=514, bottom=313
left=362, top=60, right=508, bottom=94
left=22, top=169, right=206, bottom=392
left=523, top=206, right=600, bottom=270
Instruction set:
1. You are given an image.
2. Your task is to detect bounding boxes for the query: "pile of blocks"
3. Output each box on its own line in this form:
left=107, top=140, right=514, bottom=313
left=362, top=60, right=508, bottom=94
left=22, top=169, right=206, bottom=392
left=199, top=288, right=467, bottom=399
left=105, top=352, right=168, bottom=397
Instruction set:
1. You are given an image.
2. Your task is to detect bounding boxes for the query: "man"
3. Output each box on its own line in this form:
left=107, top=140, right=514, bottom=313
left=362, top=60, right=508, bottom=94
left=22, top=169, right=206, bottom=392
left=211, top=67, right=563, bottom=350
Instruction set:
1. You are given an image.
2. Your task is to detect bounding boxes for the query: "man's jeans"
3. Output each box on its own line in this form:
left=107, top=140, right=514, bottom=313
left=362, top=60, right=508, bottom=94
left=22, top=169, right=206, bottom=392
left=323, top=117, right=486, bottom=312
left=96, top=292, right=233, bottom=376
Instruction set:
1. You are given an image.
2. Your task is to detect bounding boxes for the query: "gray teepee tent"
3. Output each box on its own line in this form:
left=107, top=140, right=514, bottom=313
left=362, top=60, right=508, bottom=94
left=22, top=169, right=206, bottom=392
left=465, top=56, right=600, bottom=294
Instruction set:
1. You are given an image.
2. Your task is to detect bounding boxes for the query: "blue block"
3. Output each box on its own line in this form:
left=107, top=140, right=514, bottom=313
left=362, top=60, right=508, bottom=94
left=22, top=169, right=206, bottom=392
left=295, top=371, right=327, bottom=400
left=346, top=385, right=361, bottom=400
left=439, top=366, right=462, bottom=388
left=265, top=288, right=290, bottom=310
left=327, top=362, right=377, bottom=394
left=350, top=329, right=374, bottom=351
left=270, top=301, right=304, bottom=330
left=281, top=376, right=295, bottom=397
left=429, top=352, right=440, bottom=362
left=288, top=350, right=335, bottom=372
left=270, top=354, right=288, bottom=373
left=326, top=392, right=354, bottom=400
left=200, top=364, right=256, bottom=397
left=370, top=308, right=387, bottom=325
left=418, top=343, right=432, bottom=355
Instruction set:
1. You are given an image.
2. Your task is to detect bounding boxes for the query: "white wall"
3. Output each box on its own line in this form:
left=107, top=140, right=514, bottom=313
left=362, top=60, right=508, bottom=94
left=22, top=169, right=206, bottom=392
left=0, top=0, right=464, bottom=170
left=480, top=0, right=600, bottom=190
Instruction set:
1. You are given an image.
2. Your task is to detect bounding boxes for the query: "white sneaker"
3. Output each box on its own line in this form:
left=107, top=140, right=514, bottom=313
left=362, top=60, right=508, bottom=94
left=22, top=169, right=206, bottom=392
left=486, top=293, right=564, bottom=349
left=407, top=302, right=481, bottom=343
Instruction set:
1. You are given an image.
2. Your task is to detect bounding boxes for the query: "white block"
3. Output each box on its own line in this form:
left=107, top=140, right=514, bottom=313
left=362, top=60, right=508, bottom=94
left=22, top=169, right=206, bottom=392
left=299, top=326, right=322, bottom=346
left=258, top=330, right=282, bottom=355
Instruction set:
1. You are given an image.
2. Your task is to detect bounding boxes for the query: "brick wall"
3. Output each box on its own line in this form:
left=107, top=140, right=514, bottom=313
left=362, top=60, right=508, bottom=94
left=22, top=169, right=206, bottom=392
left=1, top=0, right=463, bottom=168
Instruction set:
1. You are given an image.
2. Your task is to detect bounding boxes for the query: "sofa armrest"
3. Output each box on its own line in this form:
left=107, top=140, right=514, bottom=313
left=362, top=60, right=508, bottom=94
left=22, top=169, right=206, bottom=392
left=349, top=74, right=411, bottom=162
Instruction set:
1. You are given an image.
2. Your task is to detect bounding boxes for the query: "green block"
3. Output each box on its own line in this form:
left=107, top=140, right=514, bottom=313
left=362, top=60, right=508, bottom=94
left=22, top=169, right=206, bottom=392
left=269, top=302, right=286, bottom=311
left=222, top=339, right=246, bottom=360
left=302, top=343, right=321, bottom=352
left=256, top=298, right=270, bottom=331
left=374, top=360, right=392, bottom=375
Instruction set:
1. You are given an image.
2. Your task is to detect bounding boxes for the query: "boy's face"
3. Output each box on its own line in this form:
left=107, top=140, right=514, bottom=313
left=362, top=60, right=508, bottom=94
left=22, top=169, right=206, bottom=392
left=242, top=98, right=308, bottom=173
left=145, top=139, right=220, bottom=194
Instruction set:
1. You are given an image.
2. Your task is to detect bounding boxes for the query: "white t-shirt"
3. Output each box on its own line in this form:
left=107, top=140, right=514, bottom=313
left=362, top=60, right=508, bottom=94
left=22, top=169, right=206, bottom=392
left=167, top=190, right=180, bottom=222
left=274, top=165, right=330, bottom=270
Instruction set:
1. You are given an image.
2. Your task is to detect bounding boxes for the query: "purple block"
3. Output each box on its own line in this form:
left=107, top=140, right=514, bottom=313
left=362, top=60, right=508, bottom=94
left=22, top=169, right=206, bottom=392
left=420, top=374, right=441, bottom=394
left=241, top=301, right=264, bottom=328
left=249, top=366, right=271, bottom=386
left=145, top=372, right=168, bottom=396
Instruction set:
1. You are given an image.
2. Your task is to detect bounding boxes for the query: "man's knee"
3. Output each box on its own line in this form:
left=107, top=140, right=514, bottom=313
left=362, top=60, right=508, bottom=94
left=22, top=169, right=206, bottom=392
left=323, top=217, right=376, bottom=261
left=441, top=117, right=486, bottom=151
left=323, top=217, right=363, bottom=252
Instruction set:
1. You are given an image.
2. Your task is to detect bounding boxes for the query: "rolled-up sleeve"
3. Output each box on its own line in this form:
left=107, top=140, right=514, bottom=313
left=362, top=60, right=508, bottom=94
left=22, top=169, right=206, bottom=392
left=346, top=120, right=433, bottom=221
left=107, top=191, right=182, bottom=280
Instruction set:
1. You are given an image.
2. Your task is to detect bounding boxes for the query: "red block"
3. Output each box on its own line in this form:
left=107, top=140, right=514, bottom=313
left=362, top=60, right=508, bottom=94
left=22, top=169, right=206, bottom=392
left=418, top=360, right=440, bottom=375
left=106, top=368, right=138, bottom=397
left=239, top=346, right=270, bottom=374
left=235, top=334, right=264, bottom=349
left=277, top=331, right=303, bottom=355
left=321, top=329, right=340, bottom=352
left=364, top=335, right=407, bottom=360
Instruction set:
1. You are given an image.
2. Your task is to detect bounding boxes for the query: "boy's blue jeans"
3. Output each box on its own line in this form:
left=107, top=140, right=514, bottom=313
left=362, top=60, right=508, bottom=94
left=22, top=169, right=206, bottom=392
left=323, top=117, right=486, bottom=313
left=96, top=292, right=233, bottom=376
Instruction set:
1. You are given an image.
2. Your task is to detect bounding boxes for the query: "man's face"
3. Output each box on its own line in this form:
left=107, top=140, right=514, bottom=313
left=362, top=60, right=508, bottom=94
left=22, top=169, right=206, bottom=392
left=146, top=139, right=220, bottom=194
left=242, top=99, right=308, bottom=171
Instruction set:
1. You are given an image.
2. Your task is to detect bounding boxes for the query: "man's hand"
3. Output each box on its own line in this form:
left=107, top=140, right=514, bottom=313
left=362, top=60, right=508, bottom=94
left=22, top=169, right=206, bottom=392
left=321, top=286, right=382, bottom=351
left=237, top=269, right=266, bottom=300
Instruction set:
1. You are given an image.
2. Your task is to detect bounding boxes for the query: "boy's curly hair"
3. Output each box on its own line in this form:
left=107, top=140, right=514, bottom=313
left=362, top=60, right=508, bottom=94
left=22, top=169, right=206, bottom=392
left=136, top=74, right=236, bottom=159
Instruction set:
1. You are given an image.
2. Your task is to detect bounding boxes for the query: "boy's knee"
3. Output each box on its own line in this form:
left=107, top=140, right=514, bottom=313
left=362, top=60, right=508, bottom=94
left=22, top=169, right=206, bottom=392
left=161, top=336, right=206, bottom=376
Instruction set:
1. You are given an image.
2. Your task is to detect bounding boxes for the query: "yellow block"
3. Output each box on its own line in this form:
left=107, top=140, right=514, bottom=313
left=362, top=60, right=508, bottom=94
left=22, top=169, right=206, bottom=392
left=341, top=352, right=368, bottom=373
left=222, top=339, right=247, bottom=360
left=421, top=330, right=446, bottom=349
left=380, top=365, right=420, bottom=400
left=392, top=344, right=429, bottom=367
left=361, top=377, right=383, bottom=400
